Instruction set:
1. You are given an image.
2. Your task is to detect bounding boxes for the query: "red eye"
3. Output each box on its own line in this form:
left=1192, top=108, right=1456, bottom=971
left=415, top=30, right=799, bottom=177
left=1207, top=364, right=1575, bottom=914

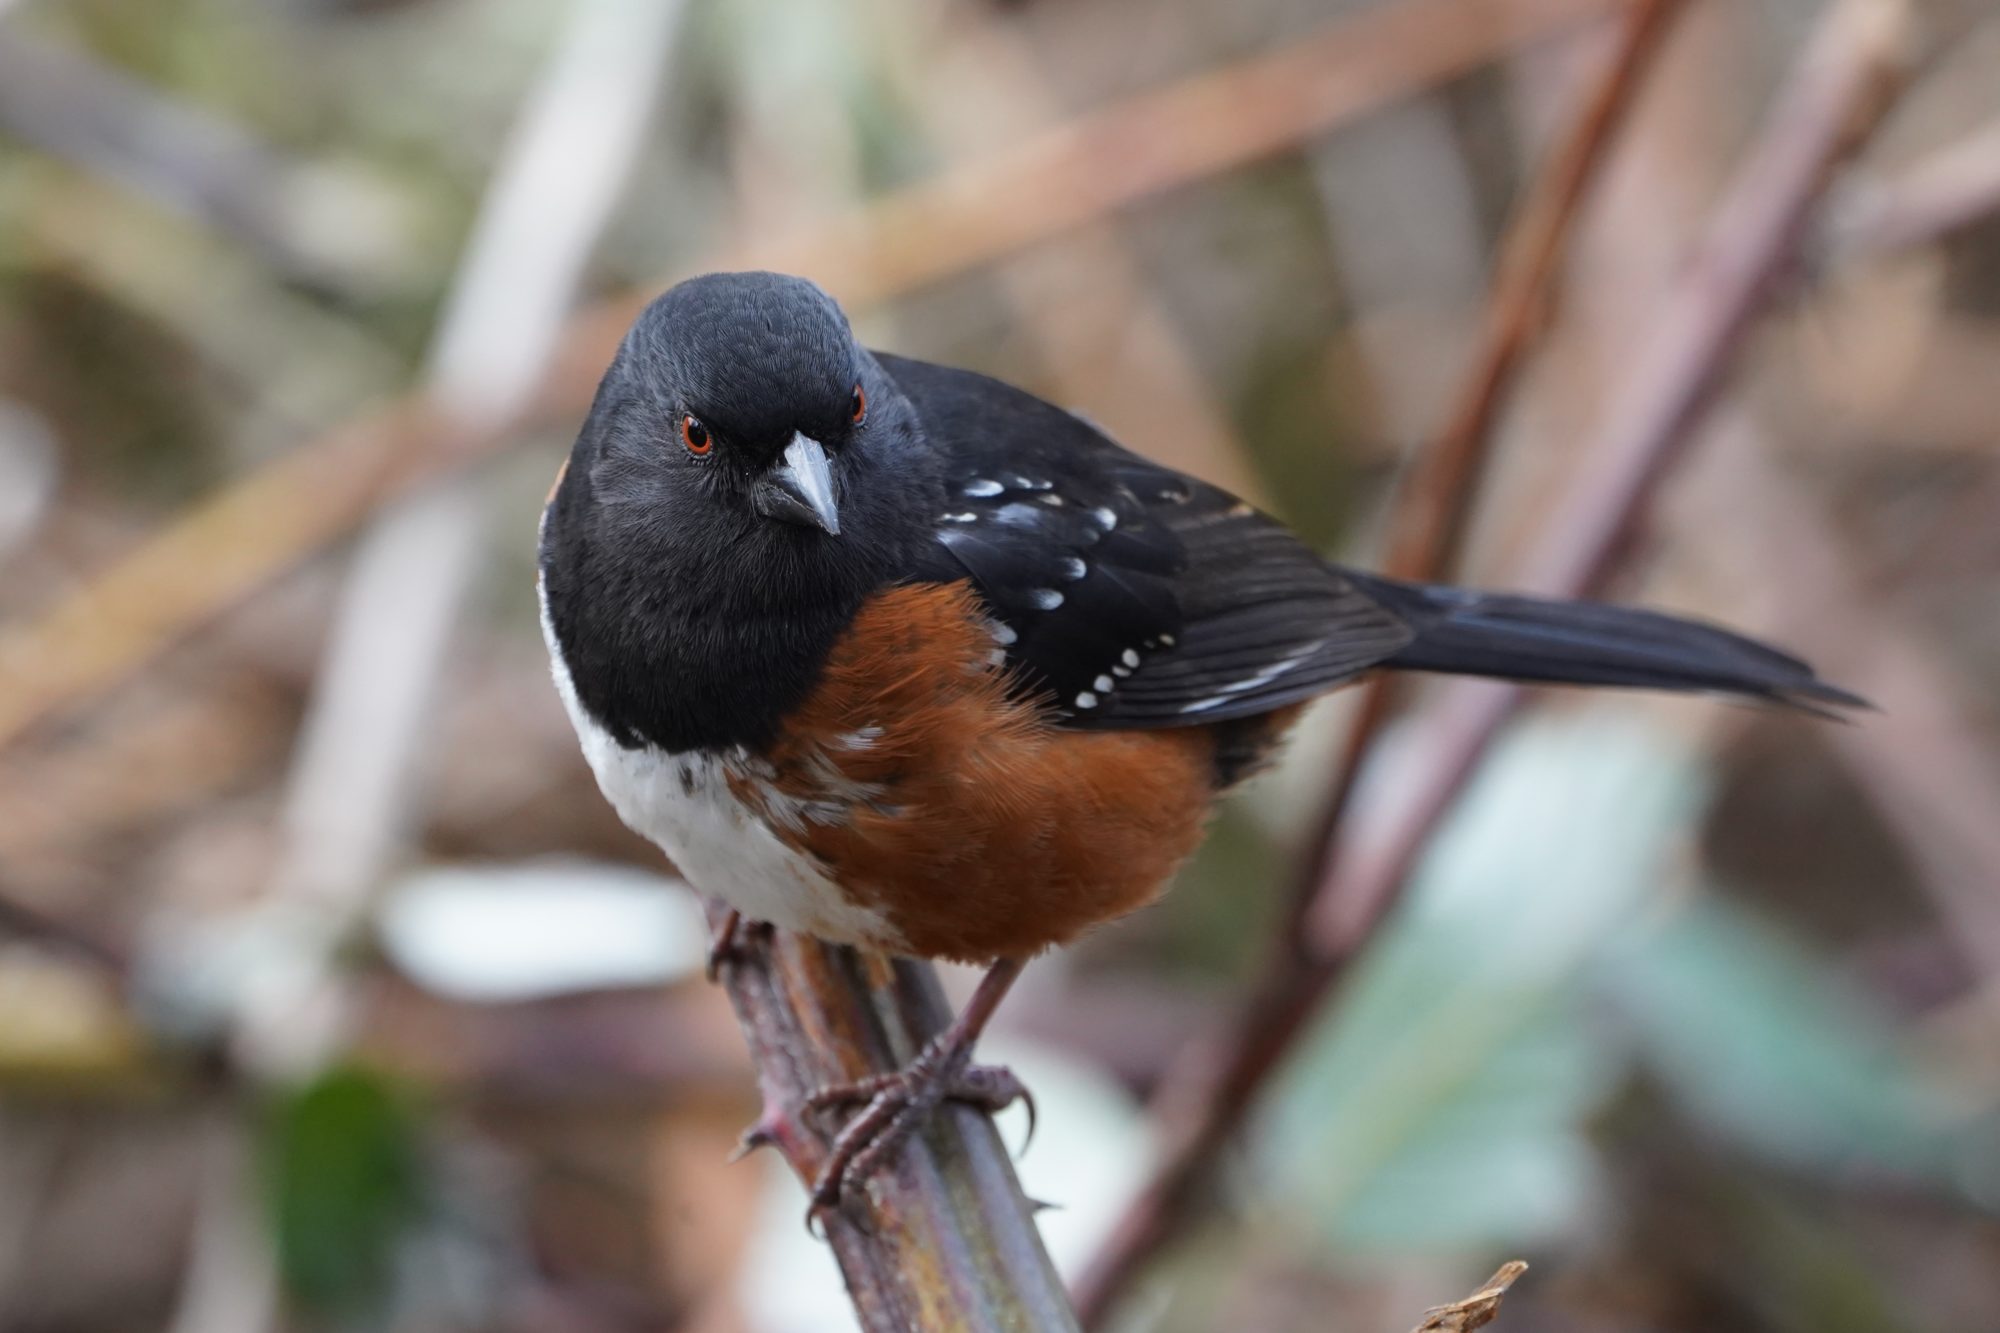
left=850, top=383, right=867, bottom=424
left=680, top=414, right=712, bottom=456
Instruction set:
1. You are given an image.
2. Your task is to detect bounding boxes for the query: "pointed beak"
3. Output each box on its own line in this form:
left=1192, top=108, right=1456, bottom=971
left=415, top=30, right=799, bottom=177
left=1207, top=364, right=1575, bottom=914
left=754, top=433, right=840, bottom=535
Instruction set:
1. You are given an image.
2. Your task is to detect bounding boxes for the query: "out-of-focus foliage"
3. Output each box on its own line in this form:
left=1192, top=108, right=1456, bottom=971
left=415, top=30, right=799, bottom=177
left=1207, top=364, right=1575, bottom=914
left=1259, top=718, right=1694, bottom=1253
left=1260, top=717, right=1990, bottom=1263
left=261, top=1067, right=423, bottom=1317
left=1602, top=896, right=1976, bottom=1193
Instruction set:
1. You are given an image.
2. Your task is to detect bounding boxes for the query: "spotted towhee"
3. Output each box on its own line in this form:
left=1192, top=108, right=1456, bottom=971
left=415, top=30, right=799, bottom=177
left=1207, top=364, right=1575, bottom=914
left=538, top=271, right=1857, bottom=1208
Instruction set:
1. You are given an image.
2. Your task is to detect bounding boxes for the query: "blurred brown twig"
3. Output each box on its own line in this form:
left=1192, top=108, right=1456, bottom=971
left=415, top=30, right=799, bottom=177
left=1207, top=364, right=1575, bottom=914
left=0, top=886, right=129, bottom=979
left=1411, top=1261, right=1529, bottom=1333
left=1276, top=0, right=1691, bottom=956
left=1074, top=1, right=1918, bottom=1324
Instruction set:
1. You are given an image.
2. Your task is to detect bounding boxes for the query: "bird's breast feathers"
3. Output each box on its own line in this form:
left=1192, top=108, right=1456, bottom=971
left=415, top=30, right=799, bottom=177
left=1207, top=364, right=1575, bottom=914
left=541, top=577, right=1216, bottom=961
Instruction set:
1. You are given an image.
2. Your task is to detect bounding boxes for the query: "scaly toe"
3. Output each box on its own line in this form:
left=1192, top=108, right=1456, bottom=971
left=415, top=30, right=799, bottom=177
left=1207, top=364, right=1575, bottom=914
left=805, top=1069, right=902, bottom=1116
left=809, top=1081, right=922, bottom=1214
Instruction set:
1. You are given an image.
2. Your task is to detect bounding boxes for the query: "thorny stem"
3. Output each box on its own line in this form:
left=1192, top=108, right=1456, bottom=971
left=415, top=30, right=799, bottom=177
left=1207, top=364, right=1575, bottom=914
left=705, top=904, right=1077, bottom=1333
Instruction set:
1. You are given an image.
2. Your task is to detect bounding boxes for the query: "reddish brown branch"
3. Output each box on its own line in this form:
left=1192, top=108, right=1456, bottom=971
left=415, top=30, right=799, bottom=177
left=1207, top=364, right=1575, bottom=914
left=1073, top=0, right=1685, bottom=1317
left=1074, top=2, right=1916, bottom=1324
left=706, top=903, right=1075, bottom=1331
left=1274, top=0, right=1690, bottom=957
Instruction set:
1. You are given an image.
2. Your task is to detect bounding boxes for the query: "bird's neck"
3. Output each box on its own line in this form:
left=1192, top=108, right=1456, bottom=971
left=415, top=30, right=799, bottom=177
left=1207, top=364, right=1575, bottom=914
left=547, top=569, right=869, bottom=758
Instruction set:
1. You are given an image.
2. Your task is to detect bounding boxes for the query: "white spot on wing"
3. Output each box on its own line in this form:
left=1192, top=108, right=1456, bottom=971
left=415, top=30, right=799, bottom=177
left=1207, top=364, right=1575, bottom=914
left=1059, top=557, right=1087, bottom=581
left=1074, top=691, right=1099, bottom=709
left=964, top=479, right=1003, bottom=497
left=1121, top=648, right=1141, bottom=668
left=1092, top=507, right=1118, bottom=529
left=991, top=622, right=1018, bottom=646
left=1094, top=674, right=1114, bottom=692
left=995, top=503, right=1043, bottom=528
left=1029, top=588, right=1064, bottom=611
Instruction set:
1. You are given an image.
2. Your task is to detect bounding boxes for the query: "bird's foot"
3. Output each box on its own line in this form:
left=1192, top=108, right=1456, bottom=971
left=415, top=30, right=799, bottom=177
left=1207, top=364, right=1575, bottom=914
left=805, top=1037, right=1034, bottom=1214
left=705, top=910, right=771, bottom=982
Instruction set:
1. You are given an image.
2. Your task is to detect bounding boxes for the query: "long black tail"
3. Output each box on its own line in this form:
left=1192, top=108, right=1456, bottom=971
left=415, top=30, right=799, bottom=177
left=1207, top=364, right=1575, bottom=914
left=1348, top=572, right=1864, bottom=713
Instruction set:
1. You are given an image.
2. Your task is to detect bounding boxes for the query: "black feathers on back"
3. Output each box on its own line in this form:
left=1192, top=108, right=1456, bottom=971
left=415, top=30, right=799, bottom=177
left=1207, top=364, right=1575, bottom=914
left=884, top=355, right=1415, bottom=727
left=882, top=355, right=1859, bottom=727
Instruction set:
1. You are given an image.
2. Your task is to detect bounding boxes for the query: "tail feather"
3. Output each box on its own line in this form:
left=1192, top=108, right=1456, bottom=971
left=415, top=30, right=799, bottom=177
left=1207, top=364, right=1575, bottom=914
left=1349, top=573, right=1865, bottom=713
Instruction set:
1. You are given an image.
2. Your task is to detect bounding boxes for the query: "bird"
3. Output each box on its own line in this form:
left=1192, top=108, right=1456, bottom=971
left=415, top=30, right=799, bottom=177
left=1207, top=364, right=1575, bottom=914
left=537, top=270, right=1859, bottom=1211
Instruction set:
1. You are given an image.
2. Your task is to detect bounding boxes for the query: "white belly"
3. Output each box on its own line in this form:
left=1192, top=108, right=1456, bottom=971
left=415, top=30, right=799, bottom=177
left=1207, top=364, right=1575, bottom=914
left=538, top=581, right=899, bottom=949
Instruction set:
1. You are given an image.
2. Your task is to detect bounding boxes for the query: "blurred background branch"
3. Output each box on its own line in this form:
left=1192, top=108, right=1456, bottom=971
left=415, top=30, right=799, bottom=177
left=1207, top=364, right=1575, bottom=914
left=0, top=26, right=397, bottom=290
left=1826, top=113, right=2000, bottom=258
left=1076, top=0, right=1920, bottom=1323
left=1074, top=0, right=1691, bottom=1315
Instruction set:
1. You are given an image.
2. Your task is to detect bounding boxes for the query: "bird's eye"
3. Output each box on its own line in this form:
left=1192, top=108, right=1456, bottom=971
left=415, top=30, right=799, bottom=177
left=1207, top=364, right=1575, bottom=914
left=680, top=414, right=712, bottom=456
left=849, top=383, right=867, bottom=425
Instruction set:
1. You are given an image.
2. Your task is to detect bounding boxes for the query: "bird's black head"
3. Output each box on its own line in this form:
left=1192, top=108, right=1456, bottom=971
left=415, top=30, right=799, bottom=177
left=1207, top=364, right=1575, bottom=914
left=540, top=271, right=943, bottom=753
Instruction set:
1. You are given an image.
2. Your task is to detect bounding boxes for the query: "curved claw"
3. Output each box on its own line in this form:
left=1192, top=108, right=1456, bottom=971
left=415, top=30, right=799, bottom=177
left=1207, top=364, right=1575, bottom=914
left=1013, top=1083, right=1038, bottom=1157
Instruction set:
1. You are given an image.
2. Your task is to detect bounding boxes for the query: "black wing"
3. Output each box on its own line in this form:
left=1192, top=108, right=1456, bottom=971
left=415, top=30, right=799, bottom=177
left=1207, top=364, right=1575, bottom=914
left=879, top=353, right=1413, bottom=729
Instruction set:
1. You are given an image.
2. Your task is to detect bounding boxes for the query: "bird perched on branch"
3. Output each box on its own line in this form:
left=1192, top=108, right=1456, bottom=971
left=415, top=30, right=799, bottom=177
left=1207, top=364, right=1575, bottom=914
left=538, top=271, right=1858, bottom=1211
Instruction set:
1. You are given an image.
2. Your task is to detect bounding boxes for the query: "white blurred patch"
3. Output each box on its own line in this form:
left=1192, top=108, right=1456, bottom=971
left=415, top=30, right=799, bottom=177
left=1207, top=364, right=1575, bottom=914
left=376, top=858, right=708, bottom=1003
left=0, top=401, right=58, bottom=564
left=1255, top=710, right=1705, bottom=1252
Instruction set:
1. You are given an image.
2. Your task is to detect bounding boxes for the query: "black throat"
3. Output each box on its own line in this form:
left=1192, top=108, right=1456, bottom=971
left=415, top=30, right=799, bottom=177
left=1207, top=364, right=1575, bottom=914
left=540, top=416, right=942, bottom=756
